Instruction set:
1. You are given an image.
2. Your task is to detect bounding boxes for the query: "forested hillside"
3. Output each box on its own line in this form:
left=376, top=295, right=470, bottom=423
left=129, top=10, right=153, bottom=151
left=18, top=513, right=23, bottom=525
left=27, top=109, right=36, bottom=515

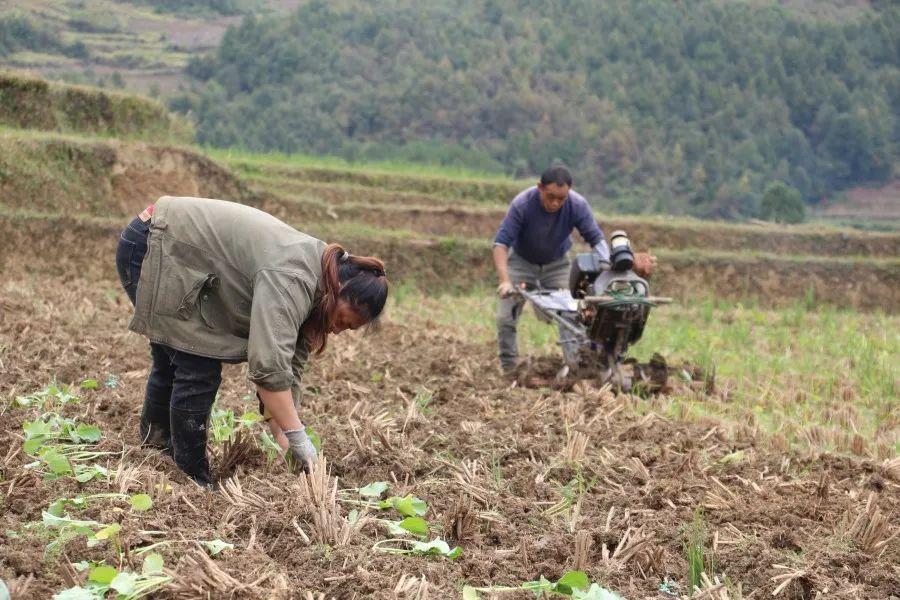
left=177, top=0, right=899, bottom=217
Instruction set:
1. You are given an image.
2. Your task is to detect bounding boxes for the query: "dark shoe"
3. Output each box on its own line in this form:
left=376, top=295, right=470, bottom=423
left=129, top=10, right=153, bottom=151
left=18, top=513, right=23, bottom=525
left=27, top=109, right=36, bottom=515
left=169, top=406, right=213, bottom=488
left=139, top=394, right=172, bottom=452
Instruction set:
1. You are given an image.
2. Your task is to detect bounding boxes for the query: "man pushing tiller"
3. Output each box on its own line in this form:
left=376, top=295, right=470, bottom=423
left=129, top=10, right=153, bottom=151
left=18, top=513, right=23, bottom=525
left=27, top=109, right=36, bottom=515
left=116, top=196, right=388, bottom=488
left=493, top=165, right=656, bottom=375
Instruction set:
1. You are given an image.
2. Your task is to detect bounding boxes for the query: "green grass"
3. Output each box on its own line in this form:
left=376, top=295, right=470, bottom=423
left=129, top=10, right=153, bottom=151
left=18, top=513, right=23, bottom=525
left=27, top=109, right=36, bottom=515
left=388, top=286, right=899, bottom=455
left=207, top=147, right=522, bottom=183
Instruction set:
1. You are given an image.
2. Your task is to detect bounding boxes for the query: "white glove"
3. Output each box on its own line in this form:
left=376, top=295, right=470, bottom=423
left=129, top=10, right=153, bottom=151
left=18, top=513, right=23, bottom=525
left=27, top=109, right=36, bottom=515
left=592, top=241, right=610, bottom=264
left=497, top=280, right=516, bottom=298
left=283, top=428, right=317, bottom=474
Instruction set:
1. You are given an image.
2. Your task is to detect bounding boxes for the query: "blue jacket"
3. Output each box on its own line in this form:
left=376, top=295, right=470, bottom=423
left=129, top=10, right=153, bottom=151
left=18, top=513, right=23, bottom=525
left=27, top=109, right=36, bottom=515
left=493, top=186, right=605, bottom=265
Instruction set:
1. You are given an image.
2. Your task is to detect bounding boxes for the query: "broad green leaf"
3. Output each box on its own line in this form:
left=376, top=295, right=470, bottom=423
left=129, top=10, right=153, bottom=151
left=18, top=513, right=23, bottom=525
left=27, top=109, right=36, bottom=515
left=238, top=411, right=264, bottom=426
left=88, top=564, right=118, bottom=584
left=572, top=584, right=626, bottom=600
left=201, top=539, right=234, bottom=556
left=74, top=465, right=108, bottom=483
left=48, top=498, right=68, bottom=517
left=94, top=523, right=121, bottom=540
left=0, top=579, right=8, bottom=600
left=72, top=561, right=90, bottom=572
left=719, top=450, right=746, bottom=464
left=23, top=420, right=52, bottom=439
left=347, top=509, right=359, bottom=524
left=52, top=586, right=103, bottom=600
left=74, top=424, right=102, bottom=443
left=305, top=426, right=321, bottom=452
left=522, top=576, right=554, bottom=596
left=410, top=539, right=461, bottom=559
left=556, top=571, right=591, bottom=594
left=42, top=511, right=99, bottom=530
left=462, top=586, right=480, bottom=600
left=142, top=553, right=164, bottom=575
left=396, top=517, right=428, bottom=537
left=42, top=450, right=73, bottom=476
left=357, top=481, right=389, bottom=498
left=23, top=438, right=43, bottom=455
left=393, top=495, right=428, bottom=517
left=110, top=572, right=139, bottom=595
left=79, top=379, right=100, bottom=390
left=130, top=494, right=153, bottom=511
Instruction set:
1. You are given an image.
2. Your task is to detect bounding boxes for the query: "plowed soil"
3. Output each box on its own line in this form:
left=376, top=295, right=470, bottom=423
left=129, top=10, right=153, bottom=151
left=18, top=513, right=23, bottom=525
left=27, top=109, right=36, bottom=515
left=1, top=274, right=897, bottom=599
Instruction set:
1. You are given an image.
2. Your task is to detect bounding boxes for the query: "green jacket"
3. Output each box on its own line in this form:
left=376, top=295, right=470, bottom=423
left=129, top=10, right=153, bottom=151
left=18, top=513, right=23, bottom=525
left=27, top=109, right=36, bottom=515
left=129, top=196, right=325, bottom=400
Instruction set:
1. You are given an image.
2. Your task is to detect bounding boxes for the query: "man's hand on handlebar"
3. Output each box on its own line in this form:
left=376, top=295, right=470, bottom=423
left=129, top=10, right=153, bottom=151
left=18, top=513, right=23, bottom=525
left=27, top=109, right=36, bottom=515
left=497, top=280, right=517, bottom=298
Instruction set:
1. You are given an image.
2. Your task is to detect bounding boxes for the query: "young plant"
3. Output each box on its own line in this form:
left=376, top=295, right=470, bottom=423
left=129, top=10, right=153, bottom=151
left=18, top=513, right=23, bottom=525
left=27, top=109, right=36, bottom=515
left=340, top=482, right=428, bottom=517
left=22, top=414, right=102, bottom=453
left=27, top=444, right=115, bottom=482
left=373, top=537, right=462, bottom=559
left=210, top=406, right=264, bottom=443
left=683, top=509, right=715, bottom=595
left=463, top=571, right=625, bottom=599
left=53, top=555, right=170, bottom=600
left=15, top=382, right=84, bottom=410
left=342, top=482, right=431, bottom=538
left=47, top=493, right=151, bottom=517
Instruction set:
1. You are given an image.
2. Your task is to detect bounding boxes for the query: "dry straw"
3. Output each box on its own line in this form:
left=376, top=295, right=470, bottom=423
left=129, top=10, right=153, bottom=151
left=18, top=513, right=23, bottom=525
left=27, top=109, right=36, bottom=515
left=294, top=455, right=365, bottom=547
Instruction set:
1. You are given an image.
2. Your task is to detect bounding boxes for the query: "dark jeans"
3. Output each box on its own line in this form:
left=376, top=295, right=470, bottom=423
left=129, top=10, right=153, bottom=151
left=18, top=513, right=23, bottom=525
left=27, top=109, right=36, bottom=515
left=116, top=217, right=222, bottom=486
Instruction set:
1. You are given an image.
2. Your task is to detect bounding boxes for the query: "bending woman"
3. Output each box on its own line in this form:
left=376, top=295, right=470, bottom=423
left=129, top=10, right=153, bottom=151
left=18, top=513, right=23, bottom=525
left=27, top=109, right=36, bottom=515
left=116, top=196, right=388, bottom=487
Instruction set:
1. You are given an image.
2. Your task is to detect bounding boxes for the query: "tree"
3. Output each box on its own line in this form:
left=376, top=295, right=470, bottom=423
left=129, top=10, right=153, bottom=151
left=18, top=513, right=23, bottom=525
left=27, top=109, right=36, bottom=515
left=759, top=181, right=806, bottom=224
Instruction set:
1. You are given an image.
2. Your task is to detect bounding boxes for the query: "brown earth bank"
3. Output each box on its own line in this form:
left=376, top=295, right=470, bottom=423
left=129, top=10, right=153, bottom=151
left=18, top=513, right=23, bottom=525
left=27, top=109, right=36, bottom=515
left=0, top=275, right=898, bottom=599
left=2, top=212, right=897, bottom=313
left=253, top=191, right=900, bottom=259
left=0, top=134, right=255, bottom=216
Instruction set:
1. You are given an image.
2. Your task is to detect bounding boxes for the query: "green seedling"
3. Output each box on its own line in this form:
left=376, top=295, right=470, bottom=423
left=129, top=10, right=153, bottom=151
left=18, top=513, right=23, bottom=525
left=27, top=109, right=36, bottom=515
left=23, top=414, right=102, bottom=453
left=47, top=493, right=150, bottom=517
left=16, top=382, right=81, bottom=410
left=305, top=426, right=322, bottom=452
left=28, top=445, right=115, bottom=482
left=682, top=509, right=715, bottom=595
left=200, top=539, right=234, bottom=556
left=463, top=571, right=625, bottom=599
left=210, top=407, right=265, bottom=443
left=53, top=556, right=170, bottom=600
left=33, top=512, right=103, bottom=557
left=79, top=379, right=100, bottom=390
left=357, top=481, right=389, bottom=498
left=373, top=537, right=461, bottom=559
left=258, top=431, right=282, bottom=465
left=384, top=516, right=429, bottom=538
left=378, top=495, right=428, bottom=517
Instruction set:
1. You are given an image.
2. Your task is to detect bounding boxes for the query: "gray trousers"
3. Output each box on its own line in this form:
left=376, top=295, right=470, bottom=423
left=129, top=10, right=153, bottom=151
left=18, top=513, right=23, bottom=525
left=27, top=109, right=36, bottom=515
left=496, top=250, right=574, bottom=370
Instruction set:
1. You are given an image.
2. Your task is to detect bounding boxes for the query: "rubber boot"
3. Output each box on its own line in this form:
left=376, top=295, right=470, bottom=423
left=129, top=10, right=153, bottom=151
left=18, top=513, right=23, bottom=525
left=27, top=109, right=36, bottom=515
left=139, top=394, right=172, bottom=453
left=170, top=406, right=214, bottom=489
left=139, top=343, right=175, bottom=452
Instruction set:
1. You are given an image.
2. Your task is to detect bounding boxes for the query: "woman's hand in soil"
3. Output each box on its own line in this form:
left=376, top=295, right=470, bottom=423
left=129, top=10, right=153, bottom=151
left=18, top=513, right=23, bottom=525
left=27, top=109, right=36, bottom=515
left=283, top=428, right=317, bottom=474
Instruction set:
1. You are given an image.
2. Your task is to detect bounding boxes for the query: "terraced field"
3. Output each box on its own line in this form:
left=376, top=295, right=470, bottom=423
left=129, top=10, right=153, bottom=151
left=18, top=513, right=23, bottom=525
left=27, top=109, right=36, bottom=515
left=0, top=79, right=897, bottom=599
left=0, top=0, right=297, bottom=93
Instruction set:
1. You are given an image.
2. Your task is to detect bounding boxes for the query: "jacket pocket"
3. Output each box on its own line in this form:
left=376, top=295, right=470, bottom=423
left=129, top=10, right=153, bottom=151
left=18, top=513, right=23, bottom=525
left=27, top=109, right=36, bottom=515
left=157, top=264, right=219, bottom=328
